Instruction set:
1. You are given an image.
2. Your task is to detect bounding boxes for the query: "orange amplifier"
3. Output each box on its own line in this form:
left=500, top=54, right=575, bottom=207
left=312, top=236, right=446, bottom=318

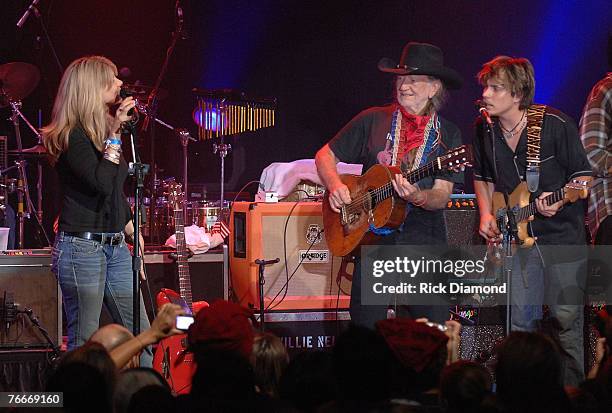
left=229, top=202, right=351, bottom=311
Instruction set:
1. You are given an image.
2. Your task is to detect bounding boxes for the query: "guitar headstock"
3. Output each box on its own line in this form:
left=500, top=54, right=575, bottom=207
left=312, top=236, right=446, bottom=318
left=439, top=144, right=473, bottom=172
left=564, top=179, right=589, bottom=203
left=166, top=181, right=185, bottom=210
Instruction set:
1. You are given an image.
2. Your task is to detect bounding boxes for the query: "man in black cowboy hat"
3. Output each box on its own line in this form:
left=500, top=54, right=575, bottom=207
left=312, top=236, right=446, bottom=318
left=315, top=42, right=464, bottom=328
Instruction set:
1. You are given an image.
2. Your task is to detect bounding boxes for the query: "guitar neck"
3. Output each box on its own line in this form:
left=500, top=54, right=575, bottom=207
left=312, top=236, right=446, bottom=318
left=173, top=208, right=193, bottom=310
left=516, top=188, right=565, bottom=222
left=404, top=160, right=441, bottom=183
left=373, top=159, right=441, bottom=204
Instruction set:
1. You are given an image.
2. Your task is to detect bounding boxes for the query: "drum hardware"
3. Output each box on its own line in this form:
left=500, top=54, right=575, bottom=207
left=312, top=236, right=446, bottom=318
left=193, top=89, right=277, bottom=221
left=1, top=63, right=49, bottom=248
left=192, top=89, right=277, bottom=139
left=178, top=128, right=197, bottom=217
left=213, top=137, right=231, bottom=220
left=132, top=106, right=195, bottom=245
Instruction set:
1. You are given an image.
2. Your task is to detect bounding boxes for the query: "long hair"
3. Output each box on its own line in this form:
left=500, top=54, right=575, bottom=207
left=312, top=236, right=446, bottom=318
left=42, top=56, right=117, bottom=165
left=427, top=77, right=448, bottom=113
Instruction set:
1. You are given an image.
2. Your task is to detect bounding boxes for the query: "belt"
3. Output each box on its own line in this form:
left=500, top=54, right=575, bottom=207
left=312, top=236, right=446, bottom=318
left=63, top=231, right=125, bottom=246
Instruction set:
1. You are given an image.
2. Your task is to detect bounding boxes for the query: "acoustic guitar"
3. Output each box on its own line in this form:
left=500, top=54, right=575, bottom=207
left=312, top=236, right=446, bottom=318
left=322, top=145, right=472, bottom=256
left=152, top=181, right=208, bottom=395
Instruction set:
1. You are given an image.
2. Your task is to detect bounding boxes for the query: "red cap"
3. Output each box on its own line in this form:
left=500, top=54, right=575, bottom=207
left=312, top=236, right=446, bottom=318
left=187, top=300, right=255, bottom=359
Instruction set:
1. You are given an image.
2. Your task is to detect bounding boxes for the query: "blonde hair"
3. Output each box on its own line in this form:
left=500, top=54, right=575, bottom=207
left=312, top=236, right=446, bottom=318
left=42, top=56, right=117, bottom=165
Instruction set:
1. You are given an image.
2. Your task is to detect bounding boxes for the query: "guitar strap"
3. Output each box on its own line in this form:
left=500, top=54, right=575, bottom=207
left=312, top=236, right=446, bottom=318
left=525, top=104, right=546, bottom=193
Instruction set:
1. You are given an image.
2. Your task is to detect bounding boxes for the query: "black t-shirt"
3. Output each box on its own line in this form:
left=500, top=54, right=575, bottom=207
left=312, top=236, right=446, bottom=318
left=56, top=127, right=132, bottom=233
left=473, top=106, right=592, bottom=245
left=328, top=105, right=463, bottom=244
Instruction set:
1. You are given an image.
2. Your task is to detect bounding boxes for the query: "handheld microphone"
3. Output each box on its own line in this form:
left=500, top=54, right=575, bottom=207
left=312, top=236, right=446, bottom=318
left=475, top=100, right=493, bottom=126
left=119, top=88, right=135, bottom=117
left=16, top=0, right=40, bottom=29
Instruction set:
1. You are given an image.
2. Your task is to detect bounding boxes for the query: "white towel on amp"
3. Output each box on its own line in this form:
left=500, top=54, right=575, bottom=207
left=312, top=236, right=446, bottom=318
left=257, top=159, right=363, bottom=199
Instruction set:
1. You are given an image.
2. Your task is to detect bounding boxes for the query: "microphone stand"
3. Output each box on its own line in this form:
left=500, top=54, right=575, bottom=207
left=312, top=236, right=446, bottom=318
left=17, top=1, right=63, bottom=75
left=135, top=103, right=196, bottom=205
left=483, top=113, right=515, bottom=337
left=19, top=307, right=61, bottom=362
left=254, top=258, right=280, bottom=332
left=141, top=2, right=186, bottom=234
left=501, top=201, right=518, bottom=337
left=124, top=121, right=149, bottom=336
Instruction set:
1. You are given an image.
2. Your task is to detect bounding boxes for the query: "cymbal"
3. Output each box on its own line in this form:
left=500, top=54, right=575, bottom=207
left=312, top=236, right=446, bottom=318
left=122, top=83, right=168, bottom=101
left=0, top=62, right=40, bottom=107
left=8, top=144, right=47, bottom=156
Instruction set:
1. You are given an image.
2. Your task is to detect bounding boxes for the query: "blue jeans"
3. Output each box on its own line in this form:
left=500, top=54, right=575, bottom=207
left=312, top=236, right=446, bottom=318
left=52, top=232, right=152, bottom=367
left=509, top=247, right=586, bottom=386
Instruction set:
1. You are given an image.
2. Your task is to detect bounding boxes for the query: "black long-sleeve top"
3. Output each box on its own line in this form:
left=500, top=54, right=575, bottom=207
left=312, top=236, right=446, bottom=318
left=56, top=127, right=131, bottom=233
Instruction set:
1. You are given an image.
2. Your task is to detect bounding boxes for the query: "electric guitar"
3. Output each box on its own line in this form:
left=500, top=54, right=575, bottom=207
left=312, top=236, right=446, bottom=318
left=152, top=181, right=208, bottom=395
left=322, top=145, right=472, bottom=256
left=488, top=180, right=589, bottom=257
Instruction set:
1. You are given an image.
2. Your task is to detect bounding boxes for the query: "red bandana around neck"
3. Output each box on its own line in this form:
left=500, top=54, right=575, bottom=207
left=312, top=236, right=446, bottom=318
left=396, top=104, right=431, bottom=167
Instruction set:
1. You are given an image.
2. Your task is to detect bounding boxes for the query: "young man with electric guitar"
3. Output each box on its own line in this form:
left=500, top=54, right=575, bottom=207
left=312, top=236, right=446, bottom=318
left=315, top=42, right=465, bottom=329
left=473, top=56, right=592, bottom=386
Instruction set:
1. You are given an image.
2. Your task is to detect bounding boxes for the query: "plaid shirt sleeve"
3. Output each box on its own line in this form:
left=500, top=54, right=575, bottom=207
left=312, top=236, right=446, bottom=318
left=579, top=73, right=612, bottom=241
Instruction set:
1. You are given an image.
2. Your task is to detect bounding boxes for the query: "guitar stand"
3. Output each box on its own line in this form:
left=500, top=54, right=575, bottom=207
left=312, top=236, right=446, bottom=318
left=254, top=258, right=280, bottom=332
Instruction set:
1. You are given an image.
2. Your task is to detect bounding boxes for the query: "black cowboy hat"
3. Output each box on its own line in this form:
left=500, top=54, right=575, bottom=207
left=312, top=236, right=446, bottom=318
left=378, top=42, right=463, bottom=89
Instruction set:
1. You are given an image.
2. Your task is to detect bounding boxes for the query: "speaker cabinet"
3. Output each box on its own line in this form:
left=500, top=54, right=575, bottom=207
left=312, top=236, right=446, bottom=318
left=139, top=247, right=228, bottom=320
left=230, top=202, right=351, bottom=311
left=260, top=311, right=351, bottom=357
left=443, top=195, right=482, bottom=246
left=0, top=252, right=61, bottom=348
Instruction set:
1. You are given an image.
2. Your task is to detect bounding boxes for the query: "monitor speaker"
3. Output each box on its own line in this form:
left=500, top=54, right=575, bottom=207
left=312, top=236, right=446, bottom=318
left=0, top=252, right=61, bottom=348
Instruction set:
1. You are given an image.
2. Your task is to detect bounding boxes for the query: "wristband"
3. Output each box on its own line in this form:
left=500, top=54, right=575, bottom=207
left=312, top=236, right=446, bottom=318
left=106, top=138, right=122, bottom=146
left=103, top=151, right=120, bottom=164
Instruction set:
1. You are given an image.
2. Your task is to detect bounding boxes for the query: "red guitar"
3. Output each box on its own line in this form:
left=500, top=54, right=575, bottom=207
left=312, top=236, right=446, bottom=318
left=153, top=181, right=208, bottom=395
